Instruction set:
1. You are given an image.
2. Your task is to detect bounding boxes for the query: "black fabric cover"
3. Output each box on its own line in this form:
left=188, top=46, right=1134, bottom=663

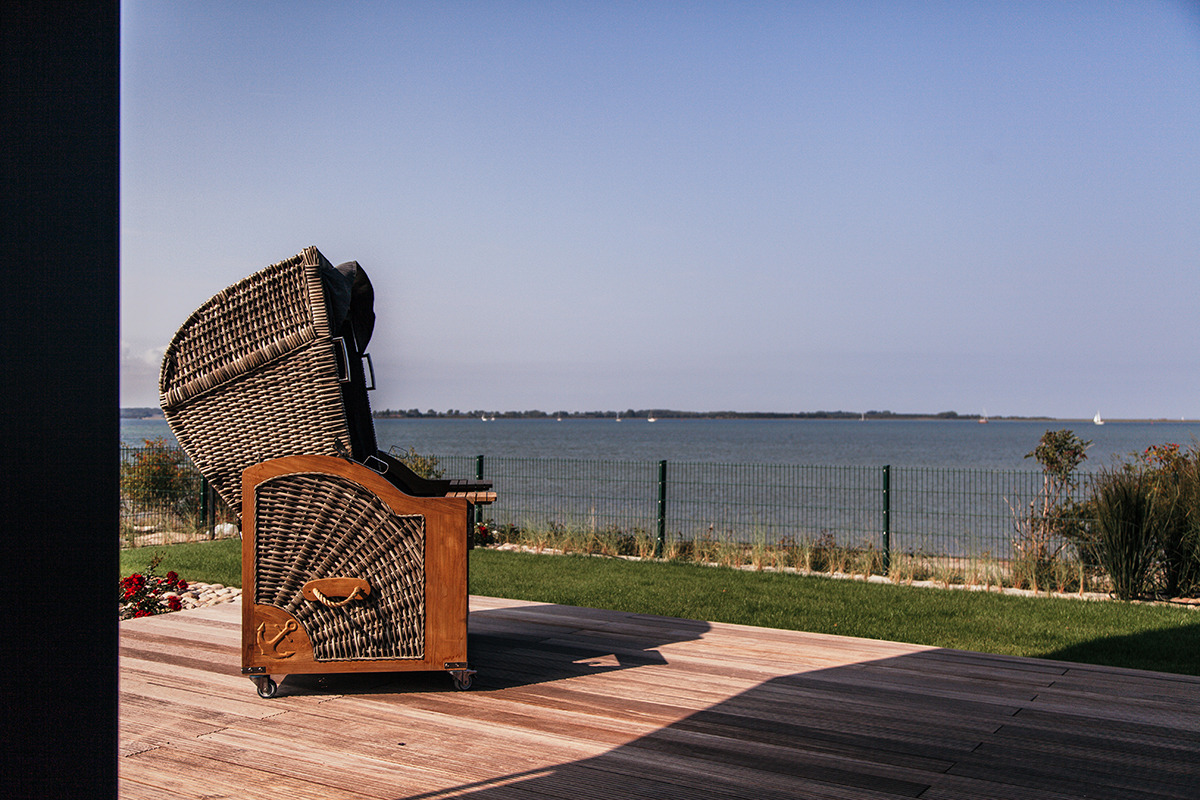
left=322, top=260, right=375, bottom=350
left=320, top=260, right=377, bottom=461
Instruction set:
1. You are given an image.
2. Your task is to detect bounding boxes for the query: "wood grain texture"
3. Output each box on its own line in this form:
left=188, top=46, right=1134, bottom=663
left=121, top=597, right=1200, bottom=799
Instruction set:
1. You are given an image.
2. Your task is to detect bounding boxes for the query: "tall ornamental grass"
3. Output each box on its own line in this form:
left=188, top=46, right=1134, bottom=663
left=1146, top=444, right=1200, bottom=598
left=1086, top=443, right=1200, bottom=601
left=1089, top=466, right=1166, bottom=601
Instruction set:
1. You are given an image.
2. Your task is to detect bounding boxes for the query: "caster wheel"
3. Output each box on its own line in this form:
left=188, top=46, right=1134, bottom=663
left=451, top=671, right=474, bottom=691
left=254, top=677, right=278, bottom=698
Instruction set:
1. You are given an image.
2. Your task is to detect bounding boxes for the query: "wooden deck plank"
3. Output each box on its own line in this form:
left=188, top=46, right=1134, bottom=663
left=114, top=780, right=174, bottom=800
left=120, top=596, right=1200, bottom=799
left=170, top=729, right=499, bottom=799
left=992, top=718, right=1200, bottom=762
left=231, top=702, right=614, bottom=769
left=946, top=753, right=1195, bottom=800
left=1036, top=674, right=1200, bottom=710
left=514, top=678, right=1011, bottom=753
left=1008, top=706, right=1200, bottom=741
left=122, top=747, right=381, bottom=800
left=459, top=667, right=1009, bottom=761
left=120, top=654, right=251, bottom=691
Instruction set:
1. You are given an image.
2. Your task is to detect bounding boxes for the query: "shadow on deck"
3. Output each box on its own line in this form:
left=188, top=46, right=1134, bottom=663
left=120, top=598, right=1200, bottom=800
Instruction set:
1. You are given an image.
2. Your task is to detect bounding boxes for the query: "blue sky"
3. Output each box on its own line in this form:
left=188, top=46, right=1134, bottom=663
left=121, top=1, right=1200, bottom=419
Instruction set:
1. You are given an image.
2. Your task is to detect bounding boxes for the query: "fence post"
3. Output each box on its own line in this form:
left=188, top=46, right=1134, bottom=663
left=200, top=476, right=211, bottom=539
left=881, top=465, right=891, bottom=575
left=656, top=460, right=667, bottom=558
left=475, top=455, right=485, bottom=529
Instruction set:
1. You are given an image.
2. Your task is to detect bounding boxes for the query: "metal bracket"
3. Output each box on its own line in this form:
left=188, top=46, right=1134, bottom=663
left=332, top=337, right=351, bottom=383
left=447, top=667, right=476, bottom=690
left=242, top=666, right=266, bottom=675
left=362, top=353, right=375, bottom=390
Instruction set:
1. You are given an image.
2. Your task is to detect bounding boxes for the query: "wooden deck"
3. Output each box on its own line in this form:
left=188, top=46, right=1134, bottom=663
left=121, top=596, right=1200, bottom=799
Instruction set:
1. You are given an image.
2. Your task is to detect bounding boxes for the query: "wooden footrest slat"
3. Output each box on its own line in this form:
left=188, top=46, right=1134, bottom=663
left=448, top=491, right=497, bottom=504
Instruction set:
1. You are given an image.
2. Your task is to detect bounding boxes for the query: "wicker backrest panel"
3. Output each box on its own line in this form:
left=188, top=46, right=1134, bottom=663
left=253, top=472, right=425, bottom=661
left=159, top=250, right=330, bottom=407
left=160, top=247, right=353, bottom=515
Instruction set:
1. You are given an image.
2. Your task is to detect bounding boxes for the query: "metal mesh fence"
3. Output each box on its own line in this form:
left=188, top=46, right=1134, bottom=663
left=666, top=462, right=880, bottom=545
left=120, top=444, right=235, bottom=547
left=891, top=467, right=1048, bottom=559
left=439, top=455, right=661, bottom=536
left=123, top=445, right=1095, bottom=564
left=449, top=455, right=1085, bottom=562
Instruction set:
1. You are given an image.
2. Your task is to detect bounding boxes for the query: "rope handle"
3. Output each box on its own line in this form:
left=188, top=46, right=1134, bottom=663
left=311, top=585, right=363, bottom=607
left=302, top=577, right=371, bottom=607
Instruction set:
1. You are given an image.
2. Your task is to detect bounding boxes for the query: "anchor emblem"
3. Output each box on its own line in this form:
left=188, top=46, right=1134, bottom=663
left=256, top=618, right=299, bottom=659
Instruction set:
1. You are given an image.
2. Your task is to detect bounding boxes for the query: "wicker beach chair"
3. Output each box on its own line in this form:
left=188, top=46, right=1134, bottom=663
left=159, top=245, right=491, bottom=516
left=160, top=246, right=491, bottom=695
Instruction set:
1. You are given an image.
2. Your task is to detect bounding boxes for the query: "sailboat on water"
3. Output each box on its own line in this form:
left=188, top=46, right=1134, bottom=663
left=1094, top=411, right=1105, bottom=426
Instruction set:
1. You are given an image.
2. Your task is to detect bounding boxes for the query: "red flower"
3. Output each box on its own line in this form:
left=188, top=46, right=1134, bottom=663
left=119, top=558, right=190, bottom=620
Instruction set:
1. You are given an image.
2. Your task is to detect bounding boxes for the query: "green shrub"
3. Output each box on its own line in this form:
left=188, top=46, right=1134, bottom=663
left=1137, top=444, right=1200, bottom=597
left=1181, top=454, right=1200, bottom=596
left=390, top=446, right=445, bottom=479
left=1089, top=465, right=1165, bottom=601
left=1010, top=429, right=1091, bottom=590
left=121, top=437, right=202, bottom=518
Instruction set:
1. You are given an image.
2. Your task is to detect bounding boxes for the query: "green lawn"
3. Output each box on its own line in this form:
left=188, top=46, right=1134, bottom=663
left=120, top=538, right=242, bottom=588
left=468, top=549, right=1200, bottom=676
left=119, top=541, right=1200, bottom=676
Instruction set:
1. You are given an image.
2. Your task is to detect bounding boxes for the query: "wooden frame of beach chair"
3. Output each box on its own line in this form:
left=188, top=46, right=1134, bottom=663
left=241, top=454, right=473, bottom=696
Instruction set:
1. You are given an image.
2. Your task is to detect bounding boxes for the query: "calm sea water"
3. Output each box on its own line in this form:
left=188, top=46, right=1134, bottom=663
left=121, top=417, right=1200, bottom=472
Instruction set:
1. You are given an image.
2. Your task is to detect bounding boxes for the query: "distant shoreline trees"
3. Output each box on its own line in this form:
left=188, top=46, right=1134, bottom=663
left=120, top=406, right=1052, bottom=421
left=121, top=407, right=164, bottom=419
left=365, top=408, right=1048, bottom=421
